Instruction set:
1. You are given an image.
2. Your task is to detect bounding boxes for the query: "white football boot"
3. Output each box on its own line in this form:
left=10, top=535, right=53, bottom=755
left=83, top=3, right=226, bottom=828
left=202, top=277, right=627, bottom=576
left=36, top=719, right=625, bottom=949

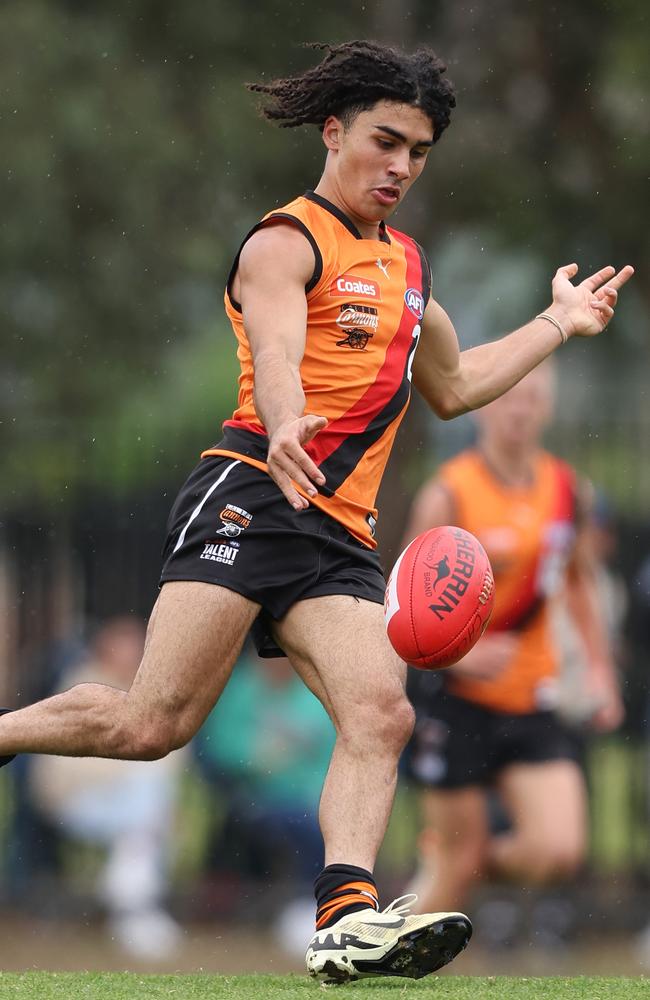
left=305, top=894, right=472, bottom=983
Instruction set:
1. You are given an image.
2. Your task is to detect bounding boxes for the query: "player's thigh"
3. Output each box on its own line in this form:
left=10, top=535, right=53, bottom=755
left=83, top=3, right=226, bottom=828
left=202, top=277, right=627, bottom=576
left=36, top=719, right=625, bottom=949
left=274, top=594, right=409, bottom=735
left=496, top=759, right=588, bottom=853
left=126, top=580, right=260, bottom=744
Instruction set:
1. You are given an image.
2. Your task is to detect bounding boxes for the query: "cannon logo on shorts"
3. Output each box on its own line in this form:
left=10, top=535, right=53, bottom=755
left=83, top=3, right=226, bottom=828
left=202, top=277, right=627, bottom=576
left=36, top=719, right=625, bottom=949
left=217, top=503, right=253, bottom=538
left=330, top=274, right=381, bottom=301
left=199, top=503, right=253, bottom=566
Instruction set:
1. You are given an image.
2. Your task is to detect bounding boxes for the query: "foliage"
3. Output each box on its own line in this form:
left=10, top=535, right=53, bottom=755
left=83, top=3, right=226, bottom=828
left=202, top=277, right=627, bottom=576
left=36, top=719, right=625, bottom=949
left=1, top=1, right=647, bottom=506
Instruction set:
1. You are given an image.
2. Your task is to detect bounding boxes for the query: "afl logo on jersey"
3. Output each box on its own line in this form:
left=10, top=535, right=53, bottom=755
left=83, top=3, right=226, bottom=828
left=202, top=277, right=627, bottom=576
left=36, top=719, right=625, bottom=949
left=405, top=288, right=425, bottom=320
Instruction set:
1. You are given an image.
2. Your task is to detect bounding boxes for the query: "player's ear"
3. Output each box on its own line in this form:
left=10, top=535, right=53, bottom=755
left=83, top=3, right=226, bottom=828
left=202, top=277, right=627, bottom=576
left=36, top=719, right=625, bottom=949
left=322, top=115, right=343, bottom=152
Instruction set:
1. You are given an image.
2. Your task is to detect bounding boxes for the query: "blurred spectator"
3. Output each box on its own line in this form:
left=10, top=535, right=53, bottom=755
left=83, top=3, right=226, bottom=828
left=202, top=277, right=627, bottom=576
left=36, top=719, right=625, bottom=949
left=400, top=363, right=624, bottom=944
left=194, top=648, right=335, bottom=954
left=28, top=616, right=185, bottom=960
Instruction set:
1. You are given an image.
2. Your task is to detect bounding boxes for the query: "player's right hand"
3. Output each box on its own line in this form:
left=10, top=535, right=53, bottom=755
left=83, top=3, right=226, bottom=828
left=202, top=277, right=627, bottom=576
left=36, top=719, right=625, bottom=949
left=449, top=633, right=519, bottom=681
left=267, top=414, right=328, bottom=510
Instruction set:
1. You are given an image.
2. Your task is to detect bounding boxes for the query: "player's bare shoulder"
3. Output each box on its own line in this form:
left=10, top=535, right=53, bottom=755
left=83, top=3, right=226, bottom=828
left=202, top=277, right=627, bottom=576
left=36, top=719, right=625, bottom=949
left=237, top=221, right=315, bottom=293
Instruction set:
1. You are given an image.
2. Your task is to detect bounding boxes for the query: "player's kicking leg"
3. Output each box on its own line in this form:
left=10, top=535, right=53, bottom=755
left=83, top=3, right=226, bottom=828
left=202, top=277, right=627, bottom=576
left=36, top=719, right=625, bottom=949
left=0, top=581, right=259, bottom=763
left=274, top=594, right=472, bottom=983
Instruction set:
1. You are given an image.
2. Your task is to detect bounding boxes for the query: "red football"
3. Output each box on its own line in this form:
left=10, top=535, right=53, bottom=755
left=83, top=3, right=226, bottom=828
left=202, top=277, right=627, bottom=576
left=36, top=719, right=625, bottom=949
left=384, top=525, right=495, bottom=670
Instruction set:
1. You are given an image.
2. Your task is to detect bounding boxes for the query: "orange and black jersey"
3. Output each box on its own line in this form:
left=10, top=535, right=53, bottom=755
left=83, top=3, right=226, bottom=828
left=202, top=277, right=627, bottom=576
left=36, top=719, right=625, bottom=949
left=202, top=191, right=432, bottom=548
left=438, top=449, right=578, bottom=714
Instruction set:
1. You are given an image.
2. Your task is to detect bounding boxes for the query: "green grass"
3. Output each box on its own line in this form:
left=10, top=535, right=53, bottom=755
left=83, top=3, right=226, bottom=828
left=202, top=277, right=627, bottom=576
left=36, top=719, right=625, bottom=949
left=0, top=974, right=646, bottom=1000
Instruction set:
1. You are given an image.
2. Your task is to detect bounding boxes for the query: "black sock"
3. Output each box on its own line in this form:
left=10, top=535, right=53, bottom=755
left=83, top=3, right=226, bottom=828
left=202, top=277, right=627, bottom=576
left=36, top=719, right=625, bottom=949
left=314, top=863, right=378, bottom=929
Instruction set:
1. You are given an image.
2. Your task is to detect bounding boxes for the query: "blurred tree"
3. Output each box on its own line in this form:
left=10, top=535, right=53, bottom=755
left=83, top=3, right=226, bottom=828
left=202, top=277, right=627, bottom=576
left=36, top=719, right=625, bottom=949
left=376, top=0, right=649, bottom=555
left=1, top=0, right=647, bottom=511
left=0, top=0, right=369, bottom=502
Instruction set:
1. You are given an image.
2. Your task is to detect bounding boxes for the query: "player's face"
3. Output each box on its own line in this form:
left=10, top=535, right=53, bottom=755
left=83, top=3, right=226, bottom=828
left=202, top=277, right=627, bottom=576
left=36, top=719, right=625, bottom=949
left=477, top=366, right=556, bottom=451
left=320, top=101, right=434, bottom=230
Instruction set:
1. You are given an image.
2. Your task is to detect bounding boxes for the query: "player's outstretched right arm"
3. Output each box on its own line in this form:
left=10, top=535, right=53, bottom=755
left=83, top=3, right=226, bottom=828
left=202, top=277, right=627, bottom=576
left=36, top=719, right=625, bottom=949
left=238, top=223, right=327, bottom=510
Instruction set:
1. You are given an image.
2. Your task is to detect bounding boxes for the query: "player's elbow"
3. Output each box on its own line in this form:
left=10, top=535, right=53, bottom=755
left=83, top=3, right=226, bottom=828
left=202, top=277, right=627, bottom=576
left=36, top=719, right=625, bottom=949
left=435, top=398, right=466, bottom=421
left=426, top=387, right=470, bottom=421
left=414, top=372, right=470, bottom=420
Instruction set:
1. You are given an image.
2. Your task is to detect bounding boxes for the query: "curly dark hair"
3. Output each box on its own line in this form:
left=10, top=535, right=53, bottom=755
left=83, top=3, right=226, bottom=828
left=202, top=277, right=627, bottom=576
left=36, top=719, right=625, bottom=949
left=248, top=40, right=455, bottom=142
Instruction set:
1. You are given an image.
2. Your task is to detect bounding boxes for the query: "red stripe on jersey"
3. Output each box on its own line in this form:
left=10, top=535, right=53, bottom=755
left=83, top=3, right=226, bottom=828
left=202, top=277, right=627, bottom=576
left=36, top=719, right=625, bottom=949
left=306, top=231, right=423, bottom=467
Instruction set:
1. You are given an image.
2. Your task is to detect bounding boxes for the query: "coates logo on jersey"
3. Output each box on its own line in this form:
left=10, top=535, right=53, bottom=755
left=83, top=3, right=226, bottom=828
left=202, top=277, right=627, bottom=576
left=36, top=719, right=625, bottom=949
left=330, top=274, right=381, bottom=301
left=404, top=288, right=425, bottom=320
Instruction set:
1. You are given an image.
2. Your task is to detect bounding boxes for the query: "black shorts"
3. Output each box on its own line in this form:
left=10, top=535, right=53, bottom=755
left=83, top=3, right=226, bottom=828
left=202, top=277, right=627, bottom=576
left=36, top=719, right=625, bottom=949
left=406, top=675, right=581, bottom=790
left=159, top=455, right=386, bottom=656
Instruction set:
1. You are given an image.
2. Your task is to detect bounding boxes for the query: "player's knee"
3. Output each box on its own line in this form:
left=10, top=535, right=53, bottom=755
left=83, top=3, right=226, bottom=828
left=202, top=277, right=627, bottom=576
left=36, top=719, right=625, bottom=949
left=140, top=715, right=198, bottom=758
left=437, top=833, right=486, bottom=881
left=455, top=850, right=486, bottom=888
left=343, top=691, right=414, bottom=754
left=109, top=712, right=186, bottom=760
left=370, top=692, right=415, bottom=751
left=523, top=839, right=585, bottom=882
left=114, top=721, right=173, bottom=760
left=545, top=840, right=585, bottom=879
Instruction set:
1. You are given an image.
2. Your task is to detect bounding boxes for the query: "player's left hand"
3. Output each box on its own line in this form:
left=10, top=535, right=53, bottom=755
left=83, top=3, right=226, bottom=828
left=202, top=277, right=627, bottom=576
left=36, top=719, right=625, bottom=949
left=548, top=263, right=634, bottom=339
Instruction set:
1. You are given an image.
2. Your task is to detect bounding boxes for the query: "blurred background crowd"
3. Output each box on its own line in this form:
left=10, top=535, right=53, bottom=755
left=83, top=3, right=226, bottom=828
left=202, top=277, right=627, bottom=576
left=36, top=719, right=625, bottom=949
left=1, top=0, right=648, bottom=977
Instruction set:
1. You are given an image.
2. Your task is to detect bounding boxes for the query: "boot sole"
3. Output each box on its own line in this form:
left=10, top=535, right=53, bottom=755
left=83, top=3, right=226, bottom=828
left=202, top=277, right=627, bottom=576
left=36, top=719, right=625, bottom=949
left=311, top=914, right=472, bottom=984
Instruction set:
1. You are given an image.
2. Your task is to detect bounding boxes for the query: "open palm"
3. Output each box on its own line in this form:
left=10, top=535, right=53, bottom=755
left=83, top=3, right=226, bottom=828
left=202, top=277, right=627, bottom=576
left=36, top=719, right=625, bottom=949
left=551, top=262, right=634, bottom=338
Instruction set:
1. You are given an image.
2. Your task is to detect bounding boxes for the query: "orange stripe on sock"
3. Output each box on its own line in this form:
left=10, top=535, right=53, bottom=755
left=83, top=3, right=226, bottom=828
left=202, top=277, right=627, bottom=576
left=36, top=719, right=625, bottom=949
left=316, top=892, right=377, bottom=929
left=317, top=883, right=377, bottom=918
left=335, top=881, right=378, bottom=899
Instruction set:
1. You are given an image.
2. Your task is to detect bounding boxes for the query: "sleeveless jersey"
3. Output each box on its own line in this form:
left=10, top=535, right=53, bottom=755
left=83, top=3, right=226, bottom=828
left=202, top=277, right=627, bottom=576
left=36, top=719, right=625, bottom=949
left=438, top=449, right=577, bottom=713
left=202, top=191, right=431, bottom=548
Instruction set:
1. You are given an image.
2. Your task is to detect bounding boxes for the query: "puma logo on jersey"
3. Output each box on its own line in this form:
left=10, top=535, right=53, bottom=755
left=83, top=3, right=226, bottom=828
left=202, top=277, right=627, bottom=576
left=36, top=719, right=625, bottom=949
left=376, top=258, right=391, bottom=278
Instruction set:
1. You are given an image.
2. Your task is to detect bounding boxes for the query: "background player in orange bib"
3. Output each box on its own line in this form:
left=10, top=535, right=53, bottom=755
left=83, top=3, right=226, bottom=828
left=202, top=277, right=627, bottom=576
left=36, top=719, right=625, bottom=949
left=404, top=362, right=624, bottom=921
left=0, top=40, right=633, bottom=982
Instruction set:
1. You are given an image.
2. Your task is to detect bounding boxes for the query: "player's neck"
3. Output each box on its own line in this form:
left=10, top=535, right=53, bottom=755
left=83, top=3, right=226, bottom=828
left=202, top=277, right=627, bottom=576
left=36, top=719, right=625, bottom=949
left=312, top=179, right=383, bottom=241
left=478, top=441, right=538, bottom=489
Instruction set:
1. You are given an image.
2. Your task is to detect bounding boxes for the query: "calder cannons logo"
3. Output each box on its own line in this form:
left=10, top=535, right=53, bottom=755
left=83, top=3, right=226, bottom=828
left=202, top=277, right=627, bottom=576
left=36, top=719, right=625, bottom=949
left=199, top=503, right=253, bottom=567
left=336, top=302, right=378, bottom=350
left=426, top=530, right=482, bottom=621
left=216, top=503, right=252, bottom=538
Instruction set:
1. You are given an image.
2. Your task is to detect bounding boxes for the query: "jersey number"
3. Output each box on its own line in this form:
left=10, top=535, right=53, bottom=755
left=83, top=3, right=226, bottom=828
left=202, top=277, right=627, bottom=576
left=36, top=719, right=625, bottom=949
left=406, top=324, right=422, bottom=383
